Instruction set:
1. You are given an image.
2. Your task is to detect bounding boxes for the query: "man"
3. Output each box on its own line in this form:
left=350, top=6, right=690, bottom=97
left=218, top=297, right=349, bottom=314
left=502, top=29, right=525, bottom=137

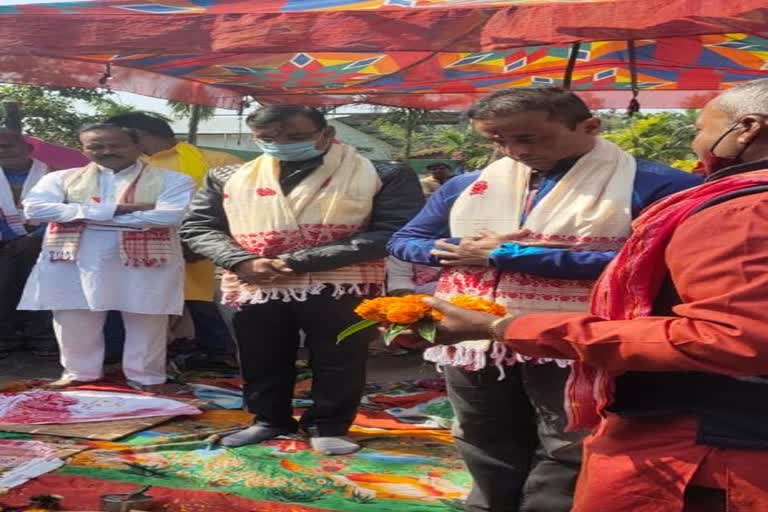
left=388, top=87, right=702, bottom=512
left=0, top=129, right=57, bottom=358
left=424, top=78, right=768, bottom=512
left=421, top=161, right=454, bottom=197
left=105, top=113, right=242, bottom=366
left=180, top=105, right=423, bottom=454
left=18, top=123, right=195, bottom=389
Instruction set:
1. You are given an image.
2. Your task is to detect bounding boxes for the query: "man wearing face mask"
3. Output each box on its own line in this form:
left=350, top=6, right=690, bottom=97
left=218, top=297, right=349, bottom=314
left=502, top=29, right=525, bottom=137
left=179, top=105, right=423, bottom=454
left=418, top=78, right=768, bottom=512
left=388, top=88, right=701, bottom=512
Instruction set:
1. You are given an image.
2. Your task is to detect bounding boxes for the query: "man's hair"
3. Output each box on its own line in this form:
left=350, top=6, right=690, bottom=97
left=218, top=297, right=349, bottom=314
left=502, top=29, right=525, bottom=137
left=718, top=79, right=768, bottom=120
left=105, top=112, right=175, bottom=139
left=245, top=105, right=327, bottom=130
left=426, top=161, right=452, bottom=170
left=78, top=123, right=140, bottom=144
left=467, top=87, right=592, bottom=129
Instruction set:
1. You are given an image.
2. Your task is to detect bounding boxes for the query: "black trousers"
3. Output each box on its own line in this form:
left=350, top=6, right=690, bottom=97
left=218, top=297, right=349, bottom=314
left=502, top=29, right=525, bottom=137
left=232, top=290, right=371, bottom=437
left=445, top=363, right=585, bottom=512
left=0, top=235, right=54, bottom=349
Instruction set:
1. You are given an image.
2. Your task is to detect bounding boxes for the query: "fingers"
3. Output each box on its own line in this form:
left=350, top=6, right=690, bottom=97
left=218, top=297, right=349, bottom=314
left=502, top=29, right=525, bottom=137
left=430, top=249, right=459, bottom=260
left=434, top=240, right=460, bottom=251
left=476, top=229, right=501, bottom=238
left=502, top=229, right=532, bottom=241
left=269, top=259, right=294, bottom=273
left=423, top=297, right=460, bottom=313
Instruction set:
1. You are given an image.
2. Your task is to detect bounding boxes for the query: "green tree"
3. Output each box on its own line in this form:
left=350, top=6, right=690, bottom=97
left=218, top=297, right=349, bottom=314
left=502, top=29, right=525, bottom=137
left=601, top=111, right=698, bottom=165
left=372, top=108, right=435, bottom=158
left=167, top=100, right=216, bottom=144
left=0, top=85, right=167, bottom=146
left=0, top=85, right=112, bottom=146
left=430, top=127, right=493, bottom=169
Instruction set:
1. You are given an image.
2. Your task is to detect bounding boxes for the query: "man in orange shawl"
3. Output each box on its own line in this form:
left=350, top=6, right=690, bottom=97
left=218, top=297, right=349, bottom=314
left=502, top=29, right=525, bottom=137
left=425, top=79, right=768, bottom=512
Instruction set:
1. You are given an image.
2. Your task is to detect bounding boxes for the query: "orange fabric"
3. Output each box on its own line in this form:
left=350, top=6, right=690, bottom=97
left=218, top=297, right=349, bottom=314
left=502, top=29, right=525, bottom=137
left=573, top=414, right=768, bottom=512
left=498, top=174, right=768, bottom=509
left=503, top=187, right=768, bottom=378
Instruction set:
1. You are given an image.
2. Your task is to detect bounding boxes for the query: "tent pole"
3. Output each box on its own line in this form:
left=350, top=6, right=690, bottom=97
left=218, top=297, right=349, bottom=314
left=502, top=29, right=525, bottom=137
left=563, top=42, right=581, bottom=90
left=627, top=40, right=640, bottom=116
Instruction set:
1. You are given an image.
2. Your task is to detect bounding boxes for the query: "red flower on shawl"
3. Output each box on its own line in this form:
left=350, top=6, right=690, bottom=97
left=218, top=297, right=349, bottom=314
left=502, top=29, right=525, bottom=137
left=256, top=187, right=277, bottom=197
left=469, top=180, right=488, bottom=196
left=91, top=196, right=102, bottom=203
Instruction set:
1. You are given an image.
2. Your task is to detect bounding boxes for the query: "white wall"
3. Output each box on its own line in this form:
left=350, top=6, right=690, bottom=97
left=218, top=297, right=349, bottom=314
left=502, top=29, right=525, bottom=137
left=177, top=119, right=394, bottom=160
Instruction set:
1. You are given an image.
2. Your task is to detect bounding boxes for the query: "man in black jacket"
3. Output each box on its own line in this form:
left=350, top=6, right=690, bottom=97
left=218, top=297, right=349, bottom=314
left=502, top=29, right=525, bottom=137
left=179, top=105, right=423, bottom=454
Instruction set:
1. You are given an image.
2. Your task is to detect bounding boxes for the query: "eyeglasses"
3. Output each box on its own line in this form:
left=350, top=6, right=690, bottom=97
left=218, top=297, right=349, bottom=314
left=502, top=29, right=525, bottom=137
left=254, top=129, right=324, bottom=144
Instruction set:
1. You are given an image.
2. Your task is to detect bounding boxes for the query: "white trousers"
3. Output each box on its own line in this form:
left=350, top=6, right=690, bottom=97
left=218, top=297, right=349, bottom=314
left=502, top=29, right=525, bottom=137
left=52, top=310, right=168, bottom=385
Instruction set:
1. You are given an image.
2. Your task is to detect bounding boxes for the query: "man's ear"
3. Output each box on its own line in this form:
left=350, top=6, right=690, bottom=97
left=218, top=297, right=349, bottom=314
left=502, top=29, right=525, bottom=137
left=735, top=114, right=767, bottom=146
left=581, top=117, right=602, bottom=135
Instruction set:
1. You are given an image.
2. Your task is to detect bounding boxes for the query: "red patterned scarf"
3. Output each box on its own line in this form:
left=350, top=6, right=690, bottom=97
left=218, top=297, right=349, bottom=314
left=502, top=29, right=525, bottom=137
left=45, top=162, right=172, bottom=267
left=566, top=170, right=768, bottom=430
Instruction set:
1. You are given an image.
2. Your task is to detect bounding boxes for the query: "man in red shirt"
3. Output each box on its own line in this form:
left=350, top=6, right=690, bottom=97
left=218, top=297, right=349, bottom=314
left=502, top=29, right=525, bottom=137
left=425, top=79, right=768, bottom=512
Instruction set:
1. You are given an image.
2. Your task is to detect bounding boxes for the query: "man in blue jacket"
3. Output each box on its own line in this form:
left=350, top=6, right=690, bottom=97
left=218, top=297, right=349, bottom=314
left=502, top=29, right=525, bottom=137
left=388, top=88, right=702, bottom=512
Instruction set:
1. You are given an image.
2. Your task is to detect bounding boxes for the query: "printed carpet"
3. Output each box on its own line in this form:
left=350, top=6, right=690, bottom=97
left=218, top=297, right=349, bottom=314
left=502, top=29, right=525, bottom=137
left=0, top=381, right=470, bottom=511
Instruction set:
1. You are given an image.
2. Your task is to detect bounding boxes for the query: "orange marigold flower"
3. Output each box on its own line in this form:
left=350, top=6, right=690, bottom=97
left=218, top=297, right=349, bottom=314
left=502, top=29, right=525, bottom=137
left=354, top=298, right=390, bottom=322
left=354, top=294, right=505, bottom=325
left=385, top=303, right=429, bottom=324
left=448, top=295, right=507, bottom=316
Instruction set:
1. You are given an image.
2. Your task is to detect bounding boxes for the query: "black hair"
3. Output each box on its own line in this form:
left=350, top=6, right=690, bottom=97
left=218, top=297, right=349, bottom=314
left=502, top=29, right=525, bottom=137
left=426, top=162, right=452, bottom=170
left=104, top=112, right=175, bottom=139
left=78, top=123, right=141, bottom=144
left=467, top=87, right=592, bottom=129
left=245, top=105, right=328, bottom=130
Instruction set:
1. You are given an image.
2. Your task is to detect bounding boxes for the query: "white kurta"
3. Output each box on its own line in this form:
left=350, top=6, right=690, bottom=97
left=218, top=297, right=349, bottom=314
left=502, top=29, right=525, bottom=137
left=18, top=163, right=195, bottom=315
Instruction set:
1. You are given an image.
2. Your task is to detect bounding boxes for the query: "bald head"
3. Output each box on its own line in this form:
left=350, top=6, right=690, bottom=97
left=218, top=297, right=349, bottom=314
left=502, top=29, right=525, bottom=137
left=0, top=129, right=33, bottom=170
left=692, top=80, right=768, bottom=167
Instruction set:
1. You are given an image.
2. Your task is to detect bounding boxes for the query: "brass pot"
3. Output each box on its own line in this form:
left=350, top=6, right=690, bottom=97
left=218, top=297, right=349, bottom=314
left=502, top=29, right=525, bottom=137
left=100, top=492, right=154, bottom=512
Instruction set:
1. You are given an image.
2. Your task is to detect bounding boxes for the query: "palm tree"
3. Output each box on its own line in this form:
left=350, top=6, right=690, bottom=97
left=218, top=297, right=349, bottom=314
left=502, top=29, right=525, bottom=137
left=166, top=100, right=216, bottom=144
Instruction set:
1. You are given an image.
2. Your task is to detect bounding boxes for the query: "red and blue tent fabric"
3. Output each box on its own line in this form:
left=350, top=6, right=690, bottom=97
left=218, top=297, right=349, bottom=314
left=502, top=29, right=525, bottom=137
left=0, top=0, right=765, bottom=110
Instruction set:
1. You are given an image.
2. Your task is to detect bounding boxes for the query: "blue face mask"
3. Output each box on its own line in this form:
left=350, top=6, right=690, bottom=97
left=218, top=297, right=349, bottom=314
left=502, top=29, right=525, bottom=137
left=255, top=139, right=325, bottom=162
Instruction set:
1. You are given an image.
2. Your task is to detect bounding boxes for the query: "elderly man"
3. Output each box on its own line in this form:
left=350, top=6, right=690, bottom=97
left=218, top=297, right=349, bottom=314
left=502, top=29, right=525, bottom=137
left=0, top=129, right=57, bottom=358
left=106, top=113, right=242, bottom=366
left=388, top=87, right=701, bottom=512
left=18, top=123, right=195, bottom=389
left=425, top=78, right=768, bottom=512
left=180, top=105, right=423, bottom=454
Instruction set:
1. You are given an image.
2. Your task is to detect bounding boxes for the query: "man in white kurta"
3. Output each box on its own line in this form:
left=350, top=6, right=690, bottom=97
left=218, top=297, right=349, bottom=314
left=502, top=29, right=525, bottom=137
left=19, top=124, right=195, bottom=387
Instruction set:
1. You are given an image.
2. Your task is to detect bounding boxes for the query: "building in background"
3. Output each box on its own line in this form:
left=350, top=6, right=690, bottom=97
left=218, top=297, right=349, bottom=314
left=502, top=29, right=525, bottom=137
left=170, top=116, right=395, bottom=161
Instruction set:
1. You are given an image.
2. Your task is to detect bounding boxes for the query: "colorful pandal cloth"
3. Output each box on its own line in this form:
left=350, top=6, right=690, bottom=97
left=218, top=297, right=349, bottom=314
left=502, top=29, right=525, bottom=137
left=0, top=390, right=201, bottom=425
left=424, top=138, right=635, bottom=377
left=43, top=162, right=173, bottom=267
left=221, top=143, right=386, bottom=305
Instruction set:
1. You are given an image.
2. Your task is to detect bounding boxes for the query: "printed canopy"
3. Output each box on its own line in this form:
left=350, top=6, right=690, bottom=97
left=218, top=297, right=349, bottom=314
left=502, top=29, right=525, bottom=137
left=0, top=0, right=765, bottom=110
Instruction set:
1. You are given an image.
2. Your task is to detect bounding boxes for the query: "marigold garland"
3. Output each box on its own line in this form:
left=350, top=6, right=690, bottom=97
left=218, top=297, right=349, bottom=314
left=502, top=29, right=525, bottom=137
left=338, top=294, right=507, bottom=344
